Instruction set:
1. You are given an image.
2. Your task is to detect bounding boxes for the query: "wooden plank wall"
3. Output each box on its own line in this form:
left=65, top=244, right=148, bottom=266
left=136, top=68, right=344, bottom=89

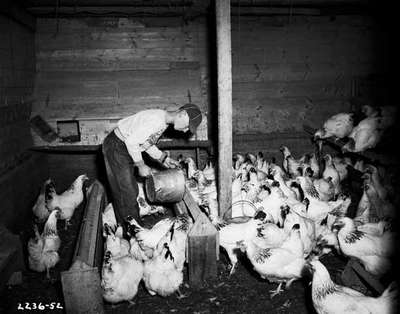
left=32, top=17, right=208, bottom=145
left=32, top=14, right=386, bottom=157
left=228, top=15, right=385, bottom=155
left=0, top=16, right=35, bottom=174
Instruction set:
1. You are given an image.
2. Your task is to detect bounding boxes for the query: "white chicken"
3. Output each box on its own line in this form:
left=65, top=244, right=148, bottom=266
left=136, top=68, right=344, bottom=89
left=314, top=112, right=354, bottom=140
left=283, top=207, right=316, bottom=257
left=342, top=117, right=382, bottom=153
left=126, top=216, right=175, bottom=258
left=28, top=210, right=61, bottom=278
left=322, top=154, right=341, bottom=196
left=101, top=248, right=143, bottom=304
left=104, top=225, right=130, bottom=258
left=32, top=179, right=53, bottom=222
left=142, top=233, right=183, bottom=297
left=280, top=146, right=303, bottom=178
left=137, top=182, right=166, bottom=217
left=45, top=174, right=89, bottom=229
left=217, top=213, right=269, bottom=276
left=239, top=224, right=307, bottom=297
left=308, top=259, right=397, bottom=314
left=333, top=217, right=395, bottom=276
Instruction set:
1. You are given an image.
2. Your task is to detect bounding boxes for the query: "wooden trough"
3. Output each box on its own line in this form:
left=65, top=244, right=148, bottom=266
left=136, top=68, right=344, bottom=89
left=61, top=180, right=106, bottom=314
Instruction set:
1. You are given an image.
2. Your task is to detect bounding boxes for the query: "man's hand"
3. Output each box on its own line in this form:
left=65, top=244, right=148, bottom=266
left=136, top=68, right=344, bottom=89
left=163, top=157, right=180, bottom=169
left=137, top=163, right=152, bottom=177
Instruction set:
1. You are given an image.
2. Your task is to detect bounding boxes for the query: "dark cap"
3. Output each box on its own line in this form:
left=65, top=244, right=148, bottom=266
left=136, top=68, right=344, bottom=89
left=179, top=103, right=202, bottom=133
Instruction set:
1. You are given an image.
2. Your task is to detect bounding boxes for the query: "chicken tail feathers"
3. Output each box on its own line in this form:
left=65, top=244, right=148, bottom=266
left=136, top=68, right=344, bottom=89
left=44, top=180, right=56, bottom=202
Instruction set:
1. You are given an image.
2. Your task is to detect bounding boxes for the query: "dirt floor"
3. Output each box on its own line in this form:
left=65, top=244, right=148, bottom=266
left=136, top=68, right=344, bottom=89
left=0, top=200, right=349, bottom=314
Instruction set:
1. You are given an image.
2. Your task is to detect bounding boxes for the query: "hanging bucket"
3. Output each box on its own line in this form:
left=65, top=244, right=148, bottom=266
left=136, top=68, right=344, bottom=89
left=145, top=169, right=186, bottom=203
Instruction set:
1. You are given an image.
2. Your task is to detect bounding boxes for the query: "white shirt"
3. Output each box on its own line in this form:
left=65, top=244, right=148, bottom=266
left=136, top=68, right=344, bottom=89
left=114, top=109, right=167, bottom=163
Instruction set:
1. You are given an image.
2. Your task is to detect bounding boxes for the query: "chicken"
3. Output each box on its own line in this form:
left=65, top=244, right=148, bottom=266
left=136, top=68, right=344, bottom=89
left=308, top=259, right=397, bottom=314
left=32, top=179, right=53, bottom=222
left=102, top=203, right=117, bottom=237
left=142, top=233, right=183, bottom=297
left=217, top=213, right=269, bottom=276
left=184, top=157, right=198, bottom=180
left=280, top=146, right=302, bottom=178
left=28, top=210, right=61, bottom=278
left=314, top=215, right=340, bottom=257
left=126, top=216, right=174, bottom=258
left=45, top=174, right=89, bottom=229
left=332, top=156, right=349, bottom=182
left=322, top=154, right=340, bottom=195
left=269, top=165, right=298, bottom=200
left=354, top=186, right=371, bottom=224
left=137, top=182, right=166, bottom=217
left=101, top=248, right=143, bottom=304
left=104, top=225, right=130, bottom=258
left=202, top=159, right=216, bottom=181
left=309, top=153, right=320, bottom=178
left=239, top=224, right=307, bottom=297
left=342, top=117, right=382, bottom=153
left=282, top=207, right=316, bottom=257
left=313, top=177, right=335, bottom=202
left=314, top=112, right=354, bottom=140
left=256, top=183, right=288, bottom=226
left=365, top=165, right=388, bottom=201
left=333, top=217, right=395, bottom=276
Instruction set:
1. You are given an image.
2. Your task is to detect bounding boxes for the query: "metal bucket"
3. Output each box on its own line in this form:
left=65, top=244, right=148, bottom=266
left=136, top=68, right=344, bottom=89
left=145, top=169, right=186, bottom=203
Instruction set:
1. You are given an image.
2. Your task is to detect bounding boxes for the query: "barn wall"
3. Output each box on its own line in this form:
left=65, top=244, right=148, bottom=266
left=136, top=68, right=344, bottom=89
left=0, top=15, right=35, bottom=174
left=32, top=14, right=386, bottom=158
left=0, top=16, right=48, bottom=231
left=31, top=17, right=209, bottom=146
left=229, top=15, right=386, bottom=156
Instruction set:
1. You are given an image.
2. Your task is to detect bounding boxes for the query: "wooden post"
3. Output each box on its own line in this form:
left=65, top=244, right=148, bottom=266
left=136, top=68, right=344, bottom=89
left=216, top=0, right=233, bottom=218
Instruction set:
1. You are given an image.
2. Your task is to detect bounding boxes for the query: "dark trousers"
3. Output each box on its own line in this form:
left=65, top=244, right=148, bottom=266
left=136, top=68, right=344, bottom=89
left=102, top=131, right=140, bottom=225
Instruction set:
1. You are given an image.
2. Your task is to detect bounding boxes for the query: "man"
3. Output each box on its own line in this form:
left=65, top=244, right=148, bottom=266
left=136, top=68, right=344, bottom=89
left=102, top=104, right=202, bottom=226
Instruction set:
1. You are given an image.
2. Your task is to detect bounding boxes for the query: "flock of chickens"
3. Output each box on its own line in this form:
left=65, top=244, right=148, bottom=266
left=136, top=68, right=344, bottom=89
left=313, top=104, right=396, bottom=153
left=26, top=105, right=398, bottom=313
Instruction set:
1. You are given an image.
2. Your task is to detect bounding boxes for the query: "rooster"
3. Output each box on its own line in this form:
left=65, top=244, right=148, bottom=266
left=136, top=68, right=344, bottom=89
left=308, top=259, right=397, bottom=314
left=32, top=179, right=53, bottom=222
left=45, top=174, right=89, bottom=229
left=28, top=210, right=61, bottom=278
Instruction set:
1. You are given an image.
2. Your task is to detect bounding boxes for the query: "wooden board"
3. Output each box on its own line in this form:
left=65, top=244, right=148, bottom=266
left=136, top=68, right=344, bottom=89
left=187, top=212, right=218, bottom=287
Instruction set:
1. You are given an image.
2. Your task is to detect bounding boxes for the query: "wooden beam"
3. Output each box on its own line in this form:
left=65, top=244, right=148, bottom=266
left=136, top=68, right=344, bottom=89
left=216, top=0, right=233, bottom=218
left=0, top=1, right=36, bottom=32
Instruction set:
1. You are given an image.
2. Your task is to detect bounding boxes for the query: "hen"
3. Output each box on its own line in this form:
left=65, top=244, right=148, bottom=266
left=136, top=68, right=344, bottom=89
left=28, top=210, right=61, bottom=278
left=342, top=117, right=382, bottom=153
left=314, top=112, right=354, bottom=140
left=309, top=259, right=397, bottom=314
left=45, top=174, right=89, bottom=229
left=333, top=217, right=395, bottom=276
left=280, top=146, right=302, bottom=178
left=32, top=179, right=53, bottom=222
left=126, top=216, right=174, bottom=258
left=101, top=248, right=143, bottom=305
left=239, top=224, right=307, bottom=297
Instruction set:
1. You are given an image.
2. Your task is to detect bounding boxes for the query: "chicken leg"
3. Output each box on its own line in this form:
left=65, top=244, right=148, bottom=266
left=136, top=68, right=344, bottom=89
left=269, top=282, right=283, bottom=298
